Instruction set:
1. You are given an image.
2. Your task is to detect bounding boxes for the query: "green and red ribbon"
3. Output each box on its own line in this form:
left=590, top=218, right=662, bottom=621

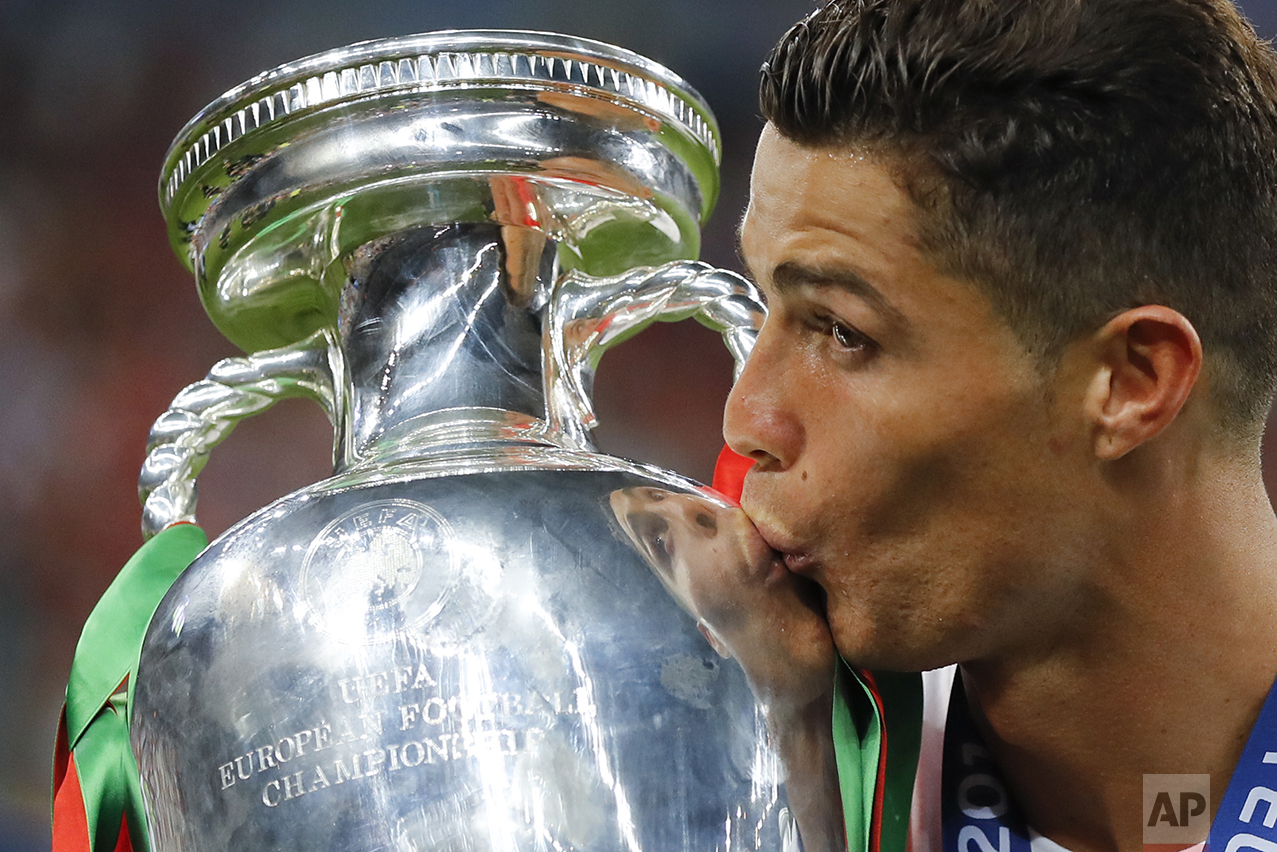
left=53, top=523, right=207, bottom=852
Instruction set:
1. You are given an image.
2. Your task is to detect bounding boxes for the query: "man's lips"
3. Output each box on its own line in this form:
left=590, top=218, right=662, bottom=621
left=781, top=551, right=818, bottom=574
left=752, top=521, right=818, bottom=575
left=750, top=520, right=829, bottom=618
left=759, top=542, right=829, bottom=617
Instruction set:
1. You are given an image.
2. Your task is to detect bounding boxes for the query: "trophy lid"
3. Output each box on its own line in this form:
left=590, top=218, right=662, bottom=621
left=159, top=31, right=725, bottom=352
left=161, top=31, right=721, bottom=214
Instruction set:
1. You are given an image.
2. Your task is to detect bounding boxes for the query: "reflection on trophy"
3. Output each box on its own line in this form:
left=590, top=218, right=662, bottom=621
left=129, top=31, right=791, bottom=851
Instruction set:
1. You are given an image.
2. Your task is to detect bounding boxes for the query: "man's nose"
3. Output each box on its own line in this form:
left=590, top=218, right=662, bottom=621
left=722, top=322, right=802, bottom=471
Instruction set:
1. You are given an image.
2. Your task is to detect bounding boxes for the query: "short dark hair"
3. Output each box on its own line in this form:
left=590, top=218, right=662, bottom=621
left=760, top=0, right=1277, bottom=434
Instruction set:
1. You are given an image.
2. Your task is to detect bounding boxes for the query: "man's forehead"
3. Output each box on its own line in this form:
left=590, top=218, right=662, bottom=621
left=735, top=154, right=998, bottom=347
left=740, top=142, right=912, bottom=266
left=746, top=136, right=921, bottom=235
left=749, top=124, right=902, bottom=189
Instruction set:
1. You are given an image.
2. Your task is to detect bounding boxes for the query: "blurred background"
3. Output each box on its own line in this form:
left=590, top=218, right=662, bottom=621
left=5, top=1, right=1277, bottom=848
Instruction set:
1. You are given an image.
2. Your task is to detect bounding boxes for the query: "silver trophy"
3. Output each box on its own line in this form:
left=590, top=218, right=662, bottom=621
left=130, top=31, right=789, bottom=852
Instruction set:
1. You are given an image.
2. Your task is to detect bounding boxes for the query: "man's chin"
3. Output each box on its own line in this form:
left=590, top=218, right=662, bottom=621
left=828, top=618, right=957, bottom=673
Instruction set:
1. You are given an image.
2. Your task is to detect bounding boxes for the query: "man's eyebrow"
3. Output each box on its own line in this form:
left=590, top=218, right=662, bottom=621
left=772, top=261, right=910, bottom=329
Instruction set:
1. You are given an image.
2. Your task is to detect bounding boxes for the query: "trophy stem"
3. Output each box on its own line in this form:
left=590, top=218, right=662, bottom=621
left=338, top=223, right=557, bottom=469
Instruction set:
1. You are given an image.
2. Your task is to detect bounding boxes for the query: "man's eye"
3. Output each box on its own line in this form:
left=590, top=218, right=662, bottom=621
left=831, top=321, right=866, bottom=350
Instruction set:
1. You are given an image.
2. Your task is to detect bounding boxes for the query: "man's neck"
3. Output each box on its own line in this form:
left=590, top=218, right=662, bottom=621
left=959, top=471, right=1277, bottom=852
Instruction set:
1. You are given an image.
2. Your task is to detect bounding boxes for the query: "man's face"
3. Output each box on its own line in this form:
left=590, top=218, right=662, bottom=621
left=725, top=125, right=1098, bottom=672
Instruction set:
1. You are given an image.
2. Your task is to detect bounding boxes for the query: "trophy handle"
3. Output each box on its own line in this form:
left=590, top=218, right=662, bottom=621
left=137, top=329, right=345, bottom=540
left=545, top=260, right=766, bottom=451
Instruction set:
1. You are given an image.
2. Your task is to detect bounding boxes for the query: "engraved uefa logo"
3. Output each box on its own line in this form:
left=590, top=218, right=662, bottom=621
left=301, top=499, right=459, bottom=643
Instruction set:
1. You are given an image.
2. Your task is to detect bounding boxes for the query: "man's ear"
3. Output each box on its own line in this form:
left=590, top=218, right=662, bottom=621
left=1085, top=305, right=1203, bottom=460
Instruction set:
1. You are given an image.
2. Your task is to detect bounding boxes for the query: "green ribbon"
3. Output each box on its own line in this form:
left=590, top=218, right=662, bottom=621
left=873, top=670, right=924, bottom=852
left=59, top=523, right=208, bottom=852
left=832, top=664, right=924, bottom=852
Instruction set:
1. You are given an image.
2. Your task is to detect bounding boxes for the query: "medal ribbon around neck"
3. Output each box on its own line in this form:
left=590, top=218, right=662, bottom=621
left=941, top=671, right=1277, bottom=852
